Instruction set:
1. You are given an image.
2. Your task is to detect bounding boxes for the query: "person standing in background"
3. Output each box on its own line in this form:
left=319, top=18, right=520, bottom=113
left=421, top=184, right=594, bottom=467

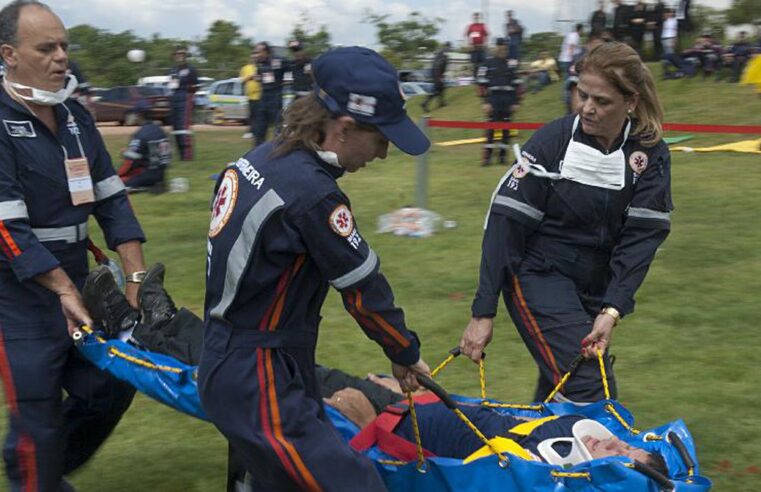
left=466, top=12, right=489, bottom=78
left=505, top=10, right=524, bottom=61
left=288, top=39, right=313, bottom=101
left=422, top=41, right=450, bottom=113
left=239, top=49, right=261, bottom=141
left=590, top=1, right=607, bottom=36
left=168, top=45, right=199, bottom=161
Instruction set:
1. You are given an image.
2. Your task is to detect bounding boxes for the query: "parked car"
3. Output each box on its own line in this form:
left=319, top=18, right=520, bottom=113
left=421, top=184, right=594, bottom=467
left=400, top=81, right=434, bottom=97
left=205, top=78, right=248, bottom=124
left=90, top=85, right=171, bottom=125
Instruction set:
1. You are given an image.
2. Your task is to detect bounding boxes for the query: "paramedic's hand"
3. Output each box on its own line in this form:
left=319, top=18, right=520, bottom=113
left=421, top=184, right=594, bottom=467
left=60, top=291, right=93, bottom=337
left=581, top=314, right=615, bottom=358
left=460, top=317, right=493, bottom=362
left=125, top=282, right=139, bottom=309
left=482, top=103, right=492, bottom=116
left=392, top=358, right=431, bottom=393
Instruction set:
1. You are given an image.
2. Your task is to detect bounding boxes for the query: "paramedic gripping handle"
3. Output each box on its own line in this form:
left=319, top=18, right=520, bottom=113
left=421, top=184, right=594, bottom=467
left=415, top=374, right=458, bottom=410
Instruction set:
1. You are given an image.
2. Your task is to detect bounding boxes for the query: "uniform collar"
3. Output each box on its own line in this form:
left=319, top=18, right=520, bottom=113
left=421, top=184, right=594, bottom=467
left=312, top=149, right=345, bottom=179
left=0, top=83, right=70, bottom=124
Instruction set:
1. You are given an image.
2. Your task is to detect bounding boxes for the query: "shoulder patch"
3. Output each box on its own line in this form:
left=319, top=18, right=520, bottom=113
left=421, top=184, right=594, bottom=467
left=329, top=204, right=354, bottom=237
left=629, top=150, right=648, bottom=175
left=3, top=120, right=36, bottom=138
left=209, top=169, right=239, bottom=238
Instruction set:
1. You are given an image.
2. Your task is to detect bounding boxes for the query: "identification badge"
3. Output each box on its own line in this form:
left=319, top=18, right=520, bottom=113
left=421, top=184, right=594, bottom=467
left=262, top=72, right=275, bottom=84
left=64, top=157, right=95, bottom=205
left=168, top=79, right=179, bottom=90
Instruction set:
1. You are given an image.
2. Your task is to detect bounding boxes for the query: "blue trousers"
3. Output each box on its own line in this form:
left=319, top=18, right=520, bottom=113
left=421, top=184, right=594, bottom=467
left=198, top=324, right=386, bottom=492
left=505, top=237, right=618, bottom=403
left=170, top=92, right=194, bottom=160
left=0, top=319, right=135, bottom=491
left=253, top=93, right=281, bottom=148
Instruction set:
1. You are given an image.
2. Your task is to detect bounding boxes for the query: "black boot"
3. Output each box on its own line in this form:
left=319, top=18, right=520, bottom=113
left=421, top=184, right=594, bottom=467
left=137, top=263, right=177, bottom=331
left=83, top=266, right=139, bottom=338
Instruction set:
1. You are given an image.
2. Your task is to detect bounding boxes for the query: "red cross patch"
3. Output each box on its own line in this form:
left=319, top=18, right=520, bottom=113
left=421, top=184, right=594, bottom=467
left=209, top=170, right=238, bottom=238
left=329, top=204, right=354, bottom=237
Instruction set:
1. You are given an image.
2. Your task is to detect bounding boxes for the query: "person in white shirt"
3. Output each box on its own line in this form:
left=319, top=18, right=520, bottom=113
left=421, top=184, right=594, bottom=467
left=559, top=23, right=584, bottom=78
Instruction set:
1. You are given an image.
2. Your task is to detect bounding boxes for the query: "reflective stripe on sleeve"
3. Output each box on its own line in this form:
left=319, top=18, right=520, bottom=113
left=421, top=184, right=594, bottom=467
left=493, top=195, right=545, bottom=222
left=209, top=189, right=285, bottom=320
left=123, top=150, right=143, bottom=160
left=627, top=207, right=671, bottom=222
left=330, top=249, right=378, bottom=290
left=94, top=175, right=126, bottom=201
left=0, top=200, right=28, bottom=221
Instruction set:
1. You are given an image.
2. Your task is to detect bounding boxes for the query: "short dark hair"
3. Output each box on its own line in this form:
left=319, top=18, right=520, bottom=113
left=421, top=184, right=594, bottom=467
left=256, top=41, right=271, bottom=55
left=576, top=23, right=585, bottom=32
left=646, top=451, right=669, bottom=477
left=0, top=0, right=51, bottom=46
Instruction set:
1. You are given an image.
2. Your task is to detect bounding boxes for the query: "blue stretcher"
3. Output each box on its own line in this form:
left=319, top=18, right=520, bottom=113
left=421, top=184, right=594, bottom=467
left=77, top=332, right=712, bottom=491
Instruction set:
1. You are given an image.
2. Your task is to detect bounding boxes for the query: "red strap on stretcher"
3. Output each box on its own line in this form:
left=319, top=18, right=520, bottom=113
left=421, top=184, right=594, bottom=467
left=349, top=392, right=440, bottom=461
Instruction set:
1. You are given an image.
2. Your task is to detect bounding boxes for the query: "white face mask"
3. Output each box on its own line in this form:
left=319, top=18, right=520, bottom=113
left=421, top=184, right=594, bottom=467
left=559, top=115, right=630, bottom=190
left=316, top=150, right=341, bottom=169
left=4, top=74, right=78, bottom=106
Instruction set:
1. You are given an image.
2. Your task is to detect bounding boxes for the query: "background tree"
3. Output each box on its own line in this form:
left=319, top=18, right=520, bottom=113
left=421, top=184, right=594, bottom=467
left=521, top=32, right=564, bottom=61
left=364, top=11, right=443, bottom=68
left=726, top=0, right=761, bottom=26
left=197, top=20, right=252, bottom=78
left=290, top=13, right=332, bottom=58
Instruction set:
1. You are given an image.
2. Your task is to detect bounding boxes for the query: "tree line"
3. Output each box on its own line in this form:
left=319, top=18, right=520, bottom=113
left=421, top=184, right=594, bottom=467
left=69, top=0, right=756, bottom=88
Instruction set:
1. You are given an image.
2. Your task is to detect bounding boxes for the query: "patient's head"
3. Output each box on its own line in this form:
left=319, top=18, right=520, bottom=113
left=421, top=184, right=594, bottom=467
left=581, top=435, right=668, bottom=474
left=324, top=388, right=376, bottom=428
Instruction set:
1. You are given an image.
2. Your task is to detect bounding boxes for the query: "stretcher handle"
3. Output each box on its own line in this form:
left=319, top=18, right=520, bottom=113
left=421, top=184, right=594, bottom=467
left=632, top=460, right=674, bottom=491
left=448, top=346, right=486, bottom=359
left=415, top=374, right=458, bottom=410
left=667, top=431, right=695, bottom=471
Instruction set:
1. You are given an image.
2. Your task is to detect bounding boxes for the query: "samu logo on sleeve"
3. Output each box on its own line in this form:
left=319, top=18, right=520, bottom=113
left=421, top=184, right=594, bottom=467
left=3, top=120, right=36, bottom=138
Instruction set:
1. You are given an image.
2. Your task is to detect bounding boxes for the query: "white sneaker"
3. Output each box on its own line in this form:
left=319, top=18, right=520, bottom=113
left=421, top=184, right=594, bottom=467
left=242, top=132, right=253, bottom=139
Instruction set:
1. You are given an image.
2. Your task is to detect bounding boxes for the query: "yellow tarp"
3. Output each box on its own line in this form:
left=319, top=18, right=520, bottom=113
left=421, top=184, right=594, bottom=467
left=673, top=138, right=761, bottom=154
left=740, top=55, right=761, bottom=93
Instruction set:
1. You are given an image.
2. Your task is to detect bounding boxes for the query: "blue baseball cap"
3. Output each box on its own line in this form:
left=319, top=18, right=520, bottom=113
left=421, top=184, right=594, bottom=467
left=312, top=46, right=430, bottom=156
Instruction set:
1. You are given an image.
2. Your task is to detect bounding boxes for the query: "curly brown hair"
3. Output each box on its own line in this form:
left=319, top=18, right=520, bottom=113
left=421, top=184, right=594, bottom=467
left=272, top=94, right=332, bottom=157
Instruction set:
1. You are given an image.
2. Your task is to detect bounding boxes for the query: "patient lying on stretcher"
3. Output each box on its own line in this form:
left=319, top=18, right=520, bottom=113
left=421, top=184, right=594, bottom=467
left=83, top=264, right=668, bottom=474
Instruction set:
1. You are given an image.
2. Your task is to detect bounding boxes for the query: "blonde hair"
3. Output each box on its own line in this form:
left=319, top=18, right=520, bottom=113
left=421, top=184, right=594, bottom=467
left=272, top=94, right=332, bottom=157
left=576, top=42, right=664, bottom=147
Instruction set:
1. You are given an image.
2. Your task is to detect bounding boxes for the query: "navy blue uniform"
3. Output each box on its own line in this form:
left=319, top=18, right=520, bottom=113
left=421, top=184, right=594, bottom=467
left=396, top=402, right=585, bottom=459
left=119, top=122, right=171, bottom=190
left=253, top=57, right=285, bottom=147
left=478, top=56, right=519, bottom=164
left=168, top=63, right=198, bottom=160
left=0, top=88, right=145, bottom=491
left=199, top=143, right=420, bottom=491
left=472, top=114, right=672, bottom=402
left=290, top=57, right=313, bottom=98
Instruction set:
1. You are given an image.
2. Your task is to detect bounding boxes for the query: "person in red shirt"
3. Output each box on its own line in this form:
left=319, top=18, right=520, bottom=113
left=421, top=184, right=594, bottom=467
left=466, top=12, right=489, bottom=77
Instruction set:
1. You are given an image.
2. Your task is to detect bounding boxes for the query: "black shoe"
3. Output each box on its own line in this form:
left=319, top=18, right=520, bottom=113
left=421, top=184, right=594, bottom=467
left=138, top=263, right=177, bottom=330
left=83, top=266, right=139, bottom=338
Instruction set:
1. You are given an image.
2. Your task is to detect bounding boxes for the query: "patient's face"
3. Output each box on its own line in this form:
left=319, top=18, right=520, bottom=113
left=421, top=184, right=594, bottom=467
left=582, top=436, right=651, bottom=462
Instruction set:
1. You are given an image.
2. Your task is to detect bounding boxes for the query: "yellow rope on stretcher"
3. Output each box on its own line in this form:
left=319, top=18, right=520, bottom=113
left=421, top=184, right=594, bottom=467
left=431, top=353, right=456, bottom=377
left=377, top=459, right=407, bottom=466
left=482, top=401, right=543, bottom=411
left=479, top=358, right=487, bottom=400
left=107, top=347, right=183, bottom=374
left=451, top=408, right=510, bottom=466
left=551, top=470, right=591, bottom=479
left=79, top=324, right=183, bottom=374
left=597, top=349, right=611, bottom=400
left=406, top=392, right=427, bottom=471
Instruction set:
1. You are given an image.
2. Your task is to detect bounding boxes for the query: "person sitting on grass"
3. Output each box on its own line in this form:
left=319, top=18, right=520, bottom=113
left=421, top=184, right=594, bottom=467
left=82, top=264, right=667, bottom=475
left=117, top=100, right=171, bottom=193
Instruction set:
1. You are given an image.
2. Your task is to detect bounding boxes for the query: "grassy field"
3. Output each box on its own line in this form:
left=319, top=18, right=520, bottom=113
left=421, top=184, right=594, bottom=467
left=1, top=71, right=760, bottom=491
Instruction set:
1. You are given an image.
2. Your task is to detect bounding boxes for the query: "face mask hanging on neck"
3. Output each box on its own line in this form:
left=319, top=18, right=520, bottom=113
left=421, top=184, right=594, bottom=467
left=4, top=74, right=78, bottom=106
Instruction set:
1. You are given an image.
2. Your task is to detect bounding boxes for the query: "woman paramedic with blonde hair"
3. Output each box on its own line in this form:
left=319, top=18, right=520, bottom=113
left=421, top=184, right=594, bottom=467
left=460, top=41, right=672, bottom=404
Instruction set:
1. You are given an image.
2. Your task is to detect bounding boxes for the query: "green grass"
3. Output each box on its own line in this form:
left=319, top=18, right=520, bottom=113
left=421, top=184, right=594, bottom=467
left=2, top=70, right=761, bottom=490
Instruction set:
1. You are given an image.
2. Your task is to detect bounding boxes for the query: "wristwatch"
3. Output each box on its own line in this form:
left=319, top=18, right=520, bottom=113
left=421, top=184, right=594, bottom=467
left=126, top=271, right=146, bottom=284
left=600, top=306, right=621, bottom=326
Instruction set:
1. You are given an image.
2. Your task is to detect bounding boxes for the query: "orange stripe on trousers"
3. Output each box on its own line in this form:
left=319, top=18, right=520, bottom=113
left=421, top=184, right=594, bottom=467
left=511, top=276, right=561, bottom=383
left=264, top=349, right=323, bottom=492
left=256, top=348, right=305, bottom=489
